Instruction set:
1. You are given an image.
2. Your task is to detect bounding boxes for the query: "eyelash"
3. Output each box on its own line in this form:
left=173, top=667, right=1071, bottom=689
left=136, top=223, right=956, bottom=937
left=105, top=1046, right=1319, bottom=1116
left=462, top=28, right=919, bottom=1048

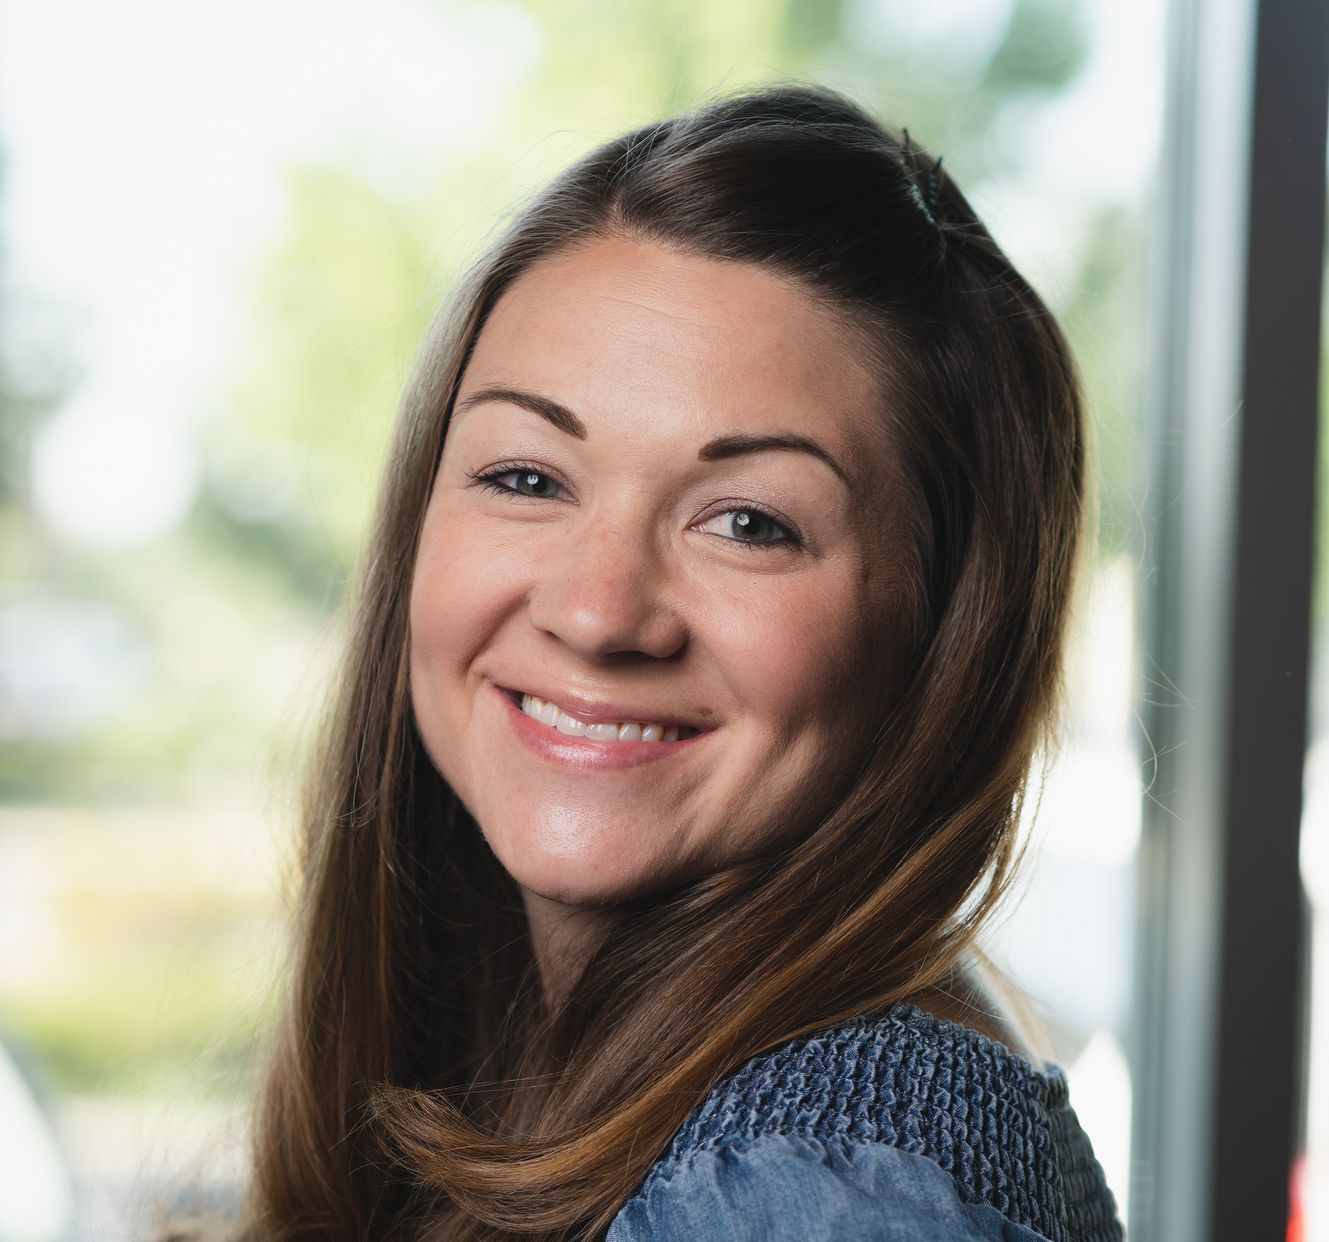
left=466, top=462, right=804, bottom=552
left=469, top=462, right=567, bottom=503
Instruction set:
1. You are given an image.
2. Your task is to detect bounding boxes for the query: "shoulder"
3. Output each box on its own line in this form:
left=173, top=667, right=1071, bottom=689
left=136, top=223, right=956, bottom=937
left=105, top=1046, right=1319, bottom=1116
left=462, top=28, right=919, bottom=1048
left=607, top=1131, right=1043, bottom=1241
left=608, top=1003, right=1123, bottom=1242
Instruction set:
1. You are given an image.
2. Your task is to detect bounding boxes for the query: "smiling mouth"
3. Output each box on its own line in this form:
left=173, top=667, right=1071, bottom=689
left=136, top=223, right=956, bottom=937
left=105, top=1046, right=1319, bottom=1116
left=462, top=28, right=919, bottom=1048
left=504, top=689, right=703, bottom=743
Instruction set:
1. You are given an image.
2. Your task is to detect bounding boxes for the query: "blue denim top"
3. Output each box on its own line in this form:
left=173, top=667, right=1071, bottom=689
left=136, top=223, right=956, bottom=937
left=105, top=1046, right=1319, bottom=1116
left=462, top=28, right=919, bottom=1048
left=607, top=1003, right=1124, bottom=1241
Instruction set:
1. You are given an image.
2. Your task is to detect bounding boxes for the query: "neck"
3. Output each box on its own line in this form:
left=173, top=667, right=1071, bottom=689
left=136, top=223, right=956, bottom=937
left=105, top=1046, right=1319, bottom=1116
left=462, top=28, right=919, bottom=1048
left=521, top=889, right=615, bottom=1011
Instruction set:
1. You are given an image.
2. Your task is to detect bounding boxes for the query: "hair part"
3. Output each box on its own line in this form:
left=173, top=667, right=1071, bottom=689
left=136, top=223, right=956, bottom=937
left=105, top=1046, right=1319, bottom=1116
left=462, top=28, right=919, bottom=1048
left=233, top=81, right=1089, bottom=1241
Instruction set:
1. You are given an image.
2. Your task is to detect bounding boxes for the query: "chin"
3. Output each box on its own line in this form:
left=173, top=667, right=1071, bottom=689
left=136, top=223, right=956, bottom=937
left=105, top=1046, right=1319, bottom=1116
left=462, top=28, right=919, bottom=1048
left=480, top=810, right=689, bottom=909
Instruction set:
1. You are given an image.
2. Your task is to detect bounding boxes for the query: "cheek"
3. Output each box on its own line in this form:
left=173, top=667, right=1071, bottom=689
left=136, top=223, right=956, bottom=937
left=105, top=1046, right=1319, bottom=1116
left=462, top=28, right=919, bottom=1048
left=408, top=503, right=537, bottom=780
left=411, top=503, right=527, bottom=670
left=709, top=568, right=885, bottom=742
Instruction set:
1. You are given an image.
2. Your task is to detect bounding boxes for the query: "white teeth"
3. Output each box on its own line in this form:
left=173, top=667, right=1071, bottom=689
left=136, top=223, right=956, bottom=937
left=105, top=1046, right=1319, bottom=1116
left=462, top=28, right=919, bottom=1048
left=554, top=710, right=586, bottom=736
left=523, top=695, right=556, bottom=727
left=519, top=693, right=689, bottom=743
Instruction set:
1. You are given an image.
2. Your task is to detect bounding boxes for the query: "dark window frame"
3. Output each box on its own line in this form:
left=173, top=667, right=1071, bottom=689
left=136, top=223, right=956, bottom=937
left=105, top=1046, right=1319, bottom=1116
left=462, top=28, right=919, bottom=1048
left=1131, top=0, right=1327, bottom=1238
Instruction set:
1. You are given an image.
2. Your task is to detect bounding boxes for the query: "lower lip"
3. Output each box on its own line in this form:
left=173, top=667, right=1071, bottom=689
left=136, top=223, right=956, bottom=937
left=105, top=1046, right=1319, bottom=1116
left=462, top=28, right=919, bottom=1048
left=495, top=685, right=711, bottom=772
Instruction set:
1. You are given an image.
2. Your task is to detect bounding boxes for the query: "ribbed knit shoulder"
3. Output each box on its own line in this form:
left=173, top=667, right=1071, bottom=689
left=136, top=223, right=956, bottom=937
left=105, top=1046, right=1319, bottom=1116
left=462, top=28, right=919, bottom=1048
left=633, top=1003, right=1123, bottom=1242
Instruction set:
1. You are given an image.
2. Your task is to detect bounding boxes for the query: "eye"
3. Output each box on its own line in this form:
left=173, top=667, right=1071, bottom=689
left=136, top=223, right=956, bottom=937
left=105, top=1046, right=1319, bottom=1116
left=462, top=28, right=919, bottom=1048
left=469, top=464, right=569, bottom=501
left=696, top=506, right=802, bottom=551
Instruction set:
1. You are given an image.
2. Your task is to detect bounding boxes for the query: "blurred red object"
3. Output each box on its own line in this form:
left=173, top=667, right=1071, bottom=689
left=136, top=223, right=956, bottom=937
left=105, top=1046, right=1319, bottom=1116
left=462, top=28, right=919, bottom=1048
left=1289, top=1151, right=1306, bottom=1242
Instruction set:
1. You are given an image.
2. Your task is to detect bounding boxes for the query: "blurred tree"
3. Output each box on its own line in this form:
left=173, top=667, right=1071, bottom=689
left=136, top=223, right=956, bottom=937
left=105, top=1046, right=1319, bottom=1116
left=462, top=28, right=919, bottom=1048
left=196, top=165, right=442, bottom=607
left=0, top=291, right=86, bottom=572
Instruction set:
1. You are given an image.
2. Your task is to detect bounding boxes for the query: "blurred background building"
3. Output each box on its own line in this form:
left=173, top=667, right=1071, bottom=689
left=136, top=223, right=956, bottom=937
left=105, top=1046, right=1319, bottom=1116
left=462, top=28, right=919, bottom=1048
left=0, top=0, right=1322, bottom=1239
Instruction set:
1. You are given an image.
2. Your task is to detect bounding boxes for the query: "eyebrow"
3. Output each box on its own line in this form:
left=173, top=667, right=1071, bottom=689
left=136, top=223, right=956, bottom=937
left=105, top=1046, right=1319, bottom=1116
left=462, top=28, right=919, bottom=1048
left=455, top=385, right=587, bottom=439
left=697, top=433, right=851, bottom=487
left=453, top=384, right=852, bottom=487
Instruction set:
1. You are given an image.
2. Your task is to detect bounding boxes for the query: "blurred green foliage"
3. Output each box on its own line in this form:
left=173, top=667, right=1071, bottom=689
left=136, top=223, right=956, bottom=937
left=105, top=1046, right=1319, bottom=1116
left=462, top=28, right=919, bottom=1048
left=5, top=912, right=277, bottom=1098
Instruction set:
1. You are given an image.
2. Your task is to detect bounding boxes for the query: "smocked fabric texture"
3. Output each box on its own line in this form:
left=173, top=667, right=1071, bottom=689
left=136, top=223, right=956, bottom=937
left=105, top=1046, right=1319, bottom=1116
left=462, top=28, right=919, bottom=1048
left=607, top=1003, right=1123, bottom=1241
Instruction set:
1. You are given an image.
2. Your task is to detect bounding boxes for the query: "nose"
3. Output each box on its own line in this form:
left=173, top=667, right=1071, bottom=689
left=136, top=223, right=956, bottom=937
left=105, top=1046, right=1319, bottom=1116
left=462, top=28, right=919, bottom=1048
left=525, top=512, right=688, bottom=662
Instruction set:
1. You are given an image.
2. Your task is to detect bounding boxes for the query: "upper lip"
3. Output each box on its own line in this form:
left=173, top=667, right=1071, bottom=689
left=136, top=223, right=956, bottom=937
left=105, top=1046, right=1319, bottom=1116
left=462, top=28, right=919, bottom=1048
left=499, top=681, right=714, bottom=730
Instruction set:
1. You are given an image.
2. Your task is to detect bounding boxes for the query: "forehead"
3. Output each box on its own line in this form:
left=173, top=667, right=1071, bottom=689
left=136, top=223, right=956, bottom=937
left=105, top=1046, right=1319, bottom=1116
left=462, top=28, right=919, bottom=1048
left=460, top=235, right=885, bottom=462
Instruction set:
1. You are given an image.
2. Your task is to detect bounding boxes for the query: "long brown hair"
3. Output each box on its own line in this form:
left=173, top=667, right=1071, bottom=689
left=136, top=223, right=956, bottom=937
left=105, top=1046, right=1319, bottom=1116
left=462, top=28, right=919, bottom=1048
left=238, top=83, right=1088, bottom=1241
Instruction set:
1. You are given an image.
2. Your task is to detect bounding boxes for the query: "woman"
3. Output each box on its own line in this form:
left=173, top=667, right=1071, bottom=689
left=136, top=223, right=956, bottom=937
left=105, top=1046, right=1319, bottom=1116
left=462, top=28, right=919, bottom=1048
left=235, top=83, right=1122, bottom=1240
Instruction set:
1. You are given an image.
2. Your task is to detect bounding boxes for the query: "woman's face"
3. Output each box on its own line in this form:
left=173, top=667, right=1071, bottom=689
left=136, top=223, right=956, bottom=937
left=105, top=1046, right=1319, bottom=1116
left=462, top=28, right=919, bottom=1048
left=409, top=235, right=907, bottom=909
